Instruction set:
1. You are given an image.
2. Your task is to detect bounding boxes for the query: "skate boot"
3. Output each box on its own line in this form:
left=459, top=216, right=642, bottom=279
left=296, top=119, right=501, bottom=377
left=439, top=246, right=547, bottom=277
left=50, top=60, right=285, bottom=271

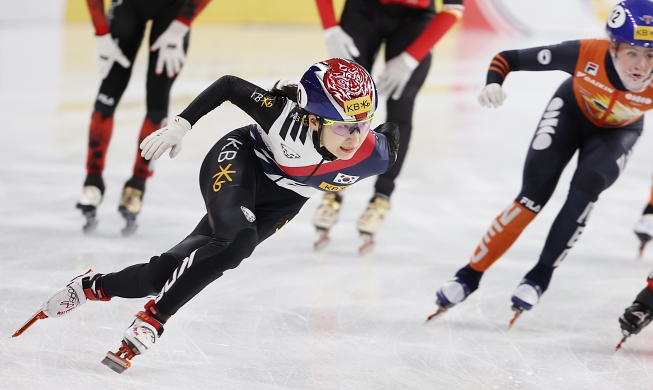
left=102, top=300, right=168, bottom=373
left=118, top=176, right=145, bottom=236
left=427, top=278, right=472, bottom=322
left=616, top=302, right=653, bottom=350
left=634, top=214, right=653, bottom=258
left=509, top=278, right=543, bottom=327
left=12, top=270, right=109, bottom=337
left=356, top=194, right=391, bottom=254
left=76, top=174, right=105, bottom=233
left=312, top=192, right=343, bottom=250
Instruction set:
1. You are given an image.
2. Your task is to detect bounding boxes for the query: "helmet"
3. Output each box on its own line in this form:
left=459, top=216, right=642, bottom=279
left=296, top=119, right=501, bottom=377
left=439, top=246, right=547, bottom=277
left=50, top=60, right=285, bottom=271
left=297, top=58, right=377, bottom=122
left=607, top=0, right=653, bottom=47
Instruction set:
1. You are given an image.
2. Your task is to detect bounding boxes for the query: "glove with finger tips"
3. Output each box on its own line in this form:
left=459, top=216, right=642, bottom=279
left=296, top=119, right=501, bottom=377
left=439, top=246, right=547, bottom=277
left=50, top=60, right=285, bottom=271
left=140, top=116, right=192, bottom=160
left=376, top=52, right=419, bottom=100
left=150, top=20, right=189, bottom=78
left=95, top=34, right=131, bottom=79
left=478, top=83, right=506, bottom=108
left=324, top=25, right=360, bottom=60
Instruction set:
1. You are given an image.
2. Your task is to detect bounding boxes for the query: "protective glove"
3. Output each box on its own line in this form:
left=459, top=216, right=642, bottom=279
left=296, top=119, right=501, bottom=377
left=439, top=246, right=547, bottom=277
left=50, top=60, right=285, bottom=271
left=95, top=34, right=131, bottom=79
left=478, top=83, right=507, bottom=108
left=324, top=25, right=360, bottom=60
left=150, top=20, right=190, bottom=78
left=140, top=116, right=191, bottom=160
left=377, top=52, right=419, bottom=100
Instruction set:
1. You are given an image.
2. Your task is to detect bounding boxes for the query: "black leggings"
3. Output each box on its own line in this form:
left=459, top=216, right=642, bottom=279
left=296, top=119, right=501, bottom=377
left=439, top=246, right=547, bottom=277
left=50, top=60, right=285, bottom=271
left=102, top=127, right=308, bottom=315
left=340, top=0, right=435, bottom=197
left=94, top=0, right=189, bottom=123
left=517, top=79, right=641, bottom=290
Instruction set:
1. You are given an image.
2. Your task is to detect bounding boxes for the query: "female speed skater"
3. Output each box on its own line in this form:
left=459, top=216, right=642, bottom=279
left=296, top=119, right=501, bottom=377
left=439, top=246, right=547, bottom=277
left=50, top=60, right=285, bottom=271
left=13, top=59, right=399, bottom=373
left=429, top=0, right=653, bottom=326
left=311, top=0, right=463, bottom=253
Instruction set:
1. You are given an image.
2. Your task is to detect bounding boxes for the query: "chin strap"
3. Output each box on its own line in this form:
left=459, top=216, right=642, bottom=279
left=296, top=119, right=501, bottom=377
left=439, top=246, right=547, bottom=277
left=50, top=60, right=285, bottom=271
left=312, top=117, right=337, bottom=161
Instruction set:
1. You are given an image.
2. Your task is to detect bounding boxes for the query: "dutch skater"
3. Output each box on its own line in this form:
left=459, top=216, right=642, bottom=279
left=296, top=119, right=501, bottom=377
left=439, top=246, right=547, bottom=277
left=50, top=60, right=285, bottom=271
left=312, top=0, right=463, bottom=253
left=77, top=0, right=210, bottom=235
left=430, top=0, right=653, bottom=326
left=13, top=59, right=399, bottom=372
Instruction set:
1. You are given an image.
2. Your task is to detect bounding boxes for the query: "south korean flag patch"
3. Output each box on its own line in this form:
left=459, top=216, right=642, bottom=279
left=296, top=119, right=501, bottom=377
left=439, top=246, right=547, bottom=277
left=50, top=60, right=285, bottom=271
left=333, top=173, right=360, bottom=185
left=240, top=206, right=256, bottom=223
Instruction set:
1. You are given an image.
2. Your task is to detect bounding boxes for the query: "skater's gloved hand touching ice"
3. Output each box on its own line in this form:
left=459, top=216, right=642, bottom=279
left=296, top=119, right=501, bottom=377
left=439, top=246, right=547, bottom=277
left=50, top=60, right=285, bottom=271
left=324, top=25, right=360, bottom=60
left=377, top=52, right=419, bottom=100
left=478, top=83, right=506, bottom=108
left=151, top=20, right=189, bottom=78
left=140, top=116, right=191, bottom=160
left=95, top=34, right=131, bottom=79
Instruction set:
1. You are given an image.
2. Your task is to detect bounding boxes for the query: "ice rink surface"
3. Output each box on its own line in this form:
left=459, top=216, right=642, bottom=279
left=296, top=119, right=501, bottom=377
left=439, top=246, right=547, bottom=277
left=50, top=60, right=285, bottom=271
left=3, top=18, right=653, bottom=390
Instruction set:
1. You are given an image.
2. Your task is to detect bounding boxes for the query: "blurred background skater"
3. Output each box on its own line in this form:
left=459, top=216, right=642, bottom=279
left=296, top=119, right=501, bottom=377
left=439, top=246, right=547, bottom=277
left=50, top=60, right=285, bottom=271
left=430, top=0, right=653, bottom=326
left=616, top=269, right=653, bottom=350
left=76, top=0, right=210, bottom=235
left=311, top=0, right=463, bottom=253
left=633, top=186, right=653, bottom=256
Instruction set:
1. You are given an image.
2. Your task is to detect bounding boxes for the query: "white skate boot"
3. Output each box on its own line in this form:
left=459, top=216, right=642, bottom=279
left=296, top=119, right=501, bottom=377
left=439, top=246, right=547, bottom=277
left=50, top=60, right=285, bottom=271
left=509, top=278, right=543, bottom=326
left=312, top=192, right=343, bottom=249
left=77, top=186, right=103, bottom=233
left=102, top=300, right=167, bottom=373
left=426, top=278, right=472, bottom=322
left=12, top=270, right=108, bottom=337
left=118, top=184, right=144, bottom=237
left=356, top=194, right=390, bottom=254
left=634, top=214, right=653, bottom=257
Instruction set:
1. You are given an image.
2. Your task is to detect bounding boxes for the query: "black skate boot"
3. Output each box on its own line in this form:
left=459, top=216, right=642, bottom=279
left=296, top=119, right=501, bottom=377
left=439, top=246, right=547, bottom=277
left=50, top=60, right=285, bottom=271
left=102, top=300, right=169, bottom=373
left=616, top=287, right=653, bottom=350
left=76, top=174, right=105, bottom=233
left=118, top=176, right=145, bottom=236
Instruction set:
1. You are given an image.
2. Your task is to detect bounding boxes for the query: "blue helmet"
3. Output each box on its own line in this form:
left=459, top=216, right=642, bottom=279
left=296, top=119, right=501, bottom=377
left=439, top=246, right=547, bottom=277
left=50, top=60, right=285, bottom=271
left=607, top=0, right=653, bottom=47
left=297, top=58, right=377, bottom=122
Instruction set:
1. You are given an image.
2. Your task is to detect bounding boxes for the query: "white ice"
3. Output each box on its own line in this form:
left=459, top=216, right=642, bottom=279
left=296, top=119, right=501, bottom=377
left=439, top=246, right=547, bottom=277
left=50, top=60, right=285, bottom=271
left=2, top=9, right=653, bottom=390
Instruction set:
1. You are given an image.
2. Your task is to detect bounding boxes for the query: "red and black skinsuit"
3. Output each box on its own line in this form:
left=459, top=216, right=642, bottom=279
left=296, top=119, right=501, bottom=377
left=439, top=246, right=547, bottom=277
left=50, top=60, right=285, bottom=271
left=315, top=0, right=463, bottom=197
left=83, top=0, right=209, bottom=193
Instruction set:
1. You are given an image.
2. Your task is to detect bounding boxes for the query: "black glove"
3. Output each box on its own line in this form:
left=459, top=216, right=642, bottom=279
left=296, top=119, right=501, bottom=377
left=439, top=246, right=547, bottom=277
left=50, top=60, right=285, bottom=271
left=619, top=302, right=653, bottom=335
left=373, top=122, right=400, bottom=168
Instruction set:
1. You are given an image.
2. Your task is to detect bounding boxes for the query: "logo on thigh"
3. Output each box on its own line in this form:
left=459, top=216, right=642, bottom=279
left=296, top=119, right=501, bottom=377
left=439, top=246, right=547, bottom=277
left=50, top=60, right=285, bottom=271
left=532, top=97, right=563, bottom=151
left=212, top=164, right=236, bottom=192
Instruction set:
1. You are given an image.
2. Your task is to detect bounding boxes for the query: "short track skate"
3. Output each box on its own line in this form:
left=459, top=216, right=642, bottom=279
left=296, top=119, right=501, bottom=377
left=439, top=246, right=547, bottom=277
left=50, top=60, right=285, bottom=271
left=119, top=207, right=138, bottom=236
left=358, top=233, right=375, bottom=254
left=102, top=340, right=136, bottom=373
left=118, top=185, right=143, bottom=236
left=314, top=228, right=331, bottom=250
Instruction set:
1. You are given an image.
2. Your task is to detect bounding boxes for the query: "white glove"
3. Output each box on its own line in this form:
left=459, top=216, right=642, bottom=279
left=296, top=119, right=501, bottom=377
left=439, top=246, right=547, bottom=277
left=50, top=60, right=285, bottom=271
left=377, top=52, right=419, bottom=100
left=324, top=25, right=360, bottom=60
left=95, top=34, right=131, bottom=79
left=478, top=83, right=507, bottom=108
left=150, top=20, right=190, bottom=78
left=140, top=116, right=191, bottom=160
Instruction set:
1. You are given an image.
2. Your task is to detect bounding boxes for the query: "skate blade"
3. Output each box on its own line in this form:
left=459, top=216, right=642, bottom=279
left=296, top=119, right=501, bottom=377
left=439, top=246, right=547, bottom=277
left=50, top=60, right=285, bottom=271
left=358, top=233, right=374, bottom=255
left=425, top=307, right=447, bottom=323
left=509, top=306, right=523, bottom=328
left=12, top=310, right=48, bottom=337
left=82, top=219, right=98, bottom=234
left=638, top=244, right=645, bottom=260
left=615, top=335, right=628, bottom=352
left=121, top=222, right=138, bottom=237
left=102, top=351, right=132, bottom=374
left=313, top=230, right=330, bottom=250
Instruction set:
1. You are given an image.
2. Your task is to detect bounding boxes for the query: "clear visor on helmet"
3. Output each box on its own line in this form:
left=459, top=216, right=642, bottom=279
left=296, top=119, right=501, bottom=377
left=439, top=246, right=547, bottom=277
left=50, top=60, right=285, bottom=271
left=322, top=115, right=374, bottom=137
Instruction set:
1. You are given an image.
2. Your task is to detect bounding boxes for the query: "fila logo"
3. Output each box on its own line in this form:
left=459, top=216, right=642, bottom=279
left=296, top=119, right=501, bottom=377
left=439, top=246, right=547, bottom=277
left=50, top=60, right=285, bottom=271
left=585, top=62, right=599, bottom=76
left=97, top=93, right=115, bottom=106
left=519, top=196, right=541, bottom=212
left=333, top=172, right=359, bottom=184
left=280, top=143, right=300, bottom=159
